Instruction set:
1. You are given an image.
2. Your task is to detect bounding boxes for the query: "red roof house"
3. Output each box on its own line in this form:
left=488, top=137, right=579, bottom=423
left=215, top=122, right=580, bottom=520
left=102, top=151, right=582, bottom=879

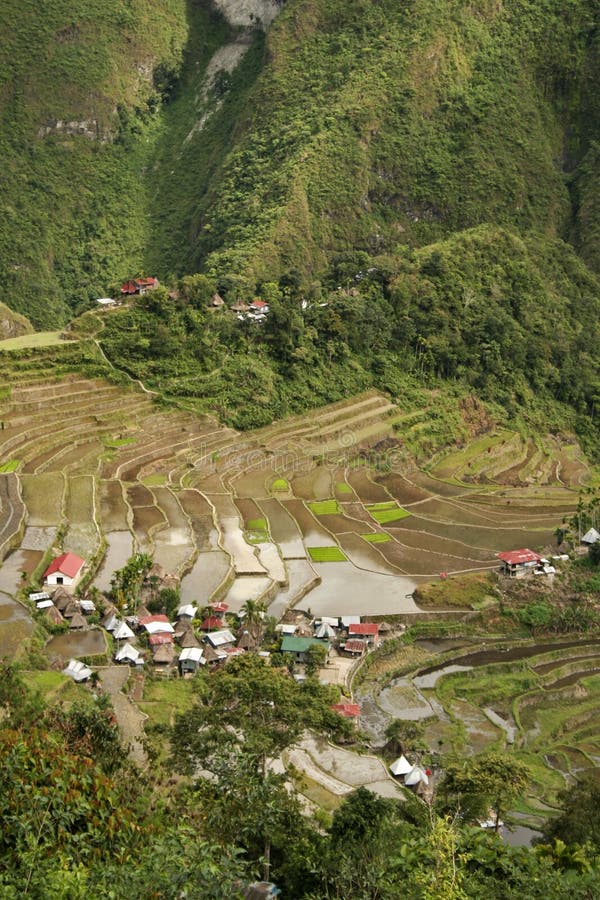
left=344, top=639, right=366, bottom=656
left=497, top=549, right=542, bottom=577
left=149, top=633, right=174, bottom=646
left=250, top=299, right=268, bottom=310
left=349, top=622, right=379, bottom=647
left=120, top=277, right=159, bottom=296
left=138, top=614, right=170, bottom=626
left=211, top=602, right=229, bottom=614
left=43, top=553, right=85, bottom=587
left=200, top=616, right=224, bottom=631
left=331, top=702, right=361, bottom=719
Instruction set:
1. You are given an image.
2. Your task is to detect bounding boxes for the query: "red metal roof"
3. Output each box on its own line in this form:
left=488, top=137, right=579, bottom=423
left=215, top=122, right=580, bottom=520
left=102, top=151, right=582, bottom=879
left=43, top=552, right=85, bottom=579
left=497, top=549, right=542, bottom=566
left=331, top=703, right=360, bottom=718
left=250, top=299, right=268, bottom=308
left=349, top=623, right=379, bottom=635
left=139, top=614, right=169, bottom=625
left=211, top=602, right=229, bottom=613
left=344, top=639, right=366, bottom=653
left=120, top=280, right=138, bottom=294
left=135, top=277, right=158, bottom=287
left=148, top=633, right=174, bottom=646
left=200, top=616, right=223, bottom=631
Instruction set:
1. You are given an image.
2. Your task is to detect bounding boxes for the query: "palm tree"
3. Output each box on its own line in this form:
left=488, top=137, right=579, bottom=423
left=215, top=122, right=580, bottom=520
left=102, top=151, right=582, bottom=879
left=240, top=599, right=267, bottom=647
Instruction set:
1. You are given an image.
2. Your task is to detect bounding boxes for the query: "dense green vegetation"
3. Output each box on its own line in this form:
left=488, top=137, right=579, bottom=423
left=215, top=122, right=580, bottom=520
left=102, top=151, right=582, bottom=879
left=2, top=659, right=600, bottom=898
left=2, top=0, right=600, bottom=446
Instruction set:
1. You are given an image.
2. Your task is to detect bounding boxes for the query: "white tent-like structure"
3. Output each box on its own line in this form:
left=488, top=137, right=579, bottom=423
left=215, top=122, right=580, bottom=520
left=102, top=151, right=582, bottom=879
left=115, top=642, right=140, bottom=664
left=144, top=621, right=175, bottom=635
left=63, top=659, right=92, bottom=682
left=315, top=622, right=336, bottom=640
left=389, top=755, right=413, bottom=777
left=582, top=527, right=600, bottom=545
left=113, top=621, right=135, bottom=641
left=177, top=604, right=198, bottom=619
left=404, top=766, right=429, bottom=787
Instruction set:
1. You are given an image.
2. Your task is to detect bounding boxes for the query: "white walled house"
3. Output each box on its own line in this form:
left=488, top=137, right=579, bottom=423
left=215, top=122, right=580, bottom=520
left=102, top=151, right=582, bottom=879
left=43, top=553, right=85, bottom=587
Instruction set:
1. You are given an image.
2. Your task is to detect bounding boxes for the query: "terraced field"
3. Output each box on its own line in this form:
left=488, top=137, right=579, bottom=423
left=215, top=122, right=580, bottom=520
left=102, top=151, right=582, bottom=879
left=0, top=344, right=589, bottom=643
left=357, top=636, right=600, bottom=822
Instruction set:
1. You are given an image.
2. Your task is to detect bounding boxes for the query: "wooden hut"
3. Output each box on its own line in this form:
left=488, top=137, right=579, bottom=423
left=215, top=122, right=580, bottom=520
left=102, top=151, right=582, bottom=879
left=69, top=612, right=86, bottom=630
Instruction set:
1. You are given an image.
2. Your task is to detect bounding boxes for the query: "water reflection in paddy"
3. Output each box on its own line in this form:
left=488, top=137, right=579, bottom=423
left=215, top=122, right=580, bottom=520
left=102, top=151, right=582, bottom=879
left=46, top=629, right=107, bottom=660
left=94, top=531, right=133, bottom=593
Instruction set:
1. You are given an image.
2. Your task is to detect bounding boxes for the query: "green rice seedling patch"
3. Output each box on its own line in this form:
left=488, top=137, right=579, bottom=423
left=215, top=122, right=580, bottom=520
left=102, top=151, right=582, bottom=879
left=366, top=502, right=410, bottom=524
left=308, top=499, right=340, bottom=515
left=335, top=482, right=353, bottom=494
left=361, top=532, right=391, bottom=543
left=102, top=436, right=136, bottom=449
left=0, top=332, right=66, bottom=350
left=142, top=473, right=167, bottom=487
left=0, top=460, right=19, bottom=472
left=272, top=478, right=289, bottom=492
left=307, top=546, right=347, bottom=562
left=246, top=516, right=269, bottom=544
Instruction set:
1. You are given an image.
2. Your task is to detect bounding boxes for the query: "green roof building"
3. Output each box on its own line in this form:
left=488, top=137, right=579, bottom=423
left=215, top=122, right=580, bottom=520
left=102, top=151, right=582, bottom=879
left=280, top=635, right=330, bottom=663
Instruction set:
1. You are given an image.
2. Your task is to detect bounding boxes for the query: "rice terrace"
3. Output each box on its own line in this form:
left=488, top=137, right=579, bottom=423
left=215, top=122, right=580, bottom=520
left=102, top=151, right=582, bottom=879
left=0, top=340, right=588, bottom=631
left=1, top=339, right=599, bottom=831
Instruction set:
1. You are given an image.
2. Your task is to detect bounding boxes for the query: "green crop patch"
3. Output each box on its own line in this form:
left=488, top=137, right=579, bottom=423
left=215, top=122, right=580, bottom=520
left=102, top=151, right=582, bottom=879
left=366, top=503, right=410, bottom=524
left=308, top=500, right=340, bottom=515
left=307, top=546, right=347, bottom=562
left=272, top=478, right=289, bottom=492
left=362, top=532, right=392, bottom=543
left=335, top=482, right=353, bottom=494
left=248, top=517, right=267, bottom=532
left=0, top=460, right=20, bottom=473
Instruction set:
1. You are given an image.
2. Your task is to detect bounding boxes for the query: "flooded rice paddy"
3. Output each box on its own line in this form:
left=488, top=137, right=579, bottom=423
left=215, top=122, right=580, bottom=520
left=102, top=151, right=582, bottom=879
left=46, top=629, right=107, bottom=660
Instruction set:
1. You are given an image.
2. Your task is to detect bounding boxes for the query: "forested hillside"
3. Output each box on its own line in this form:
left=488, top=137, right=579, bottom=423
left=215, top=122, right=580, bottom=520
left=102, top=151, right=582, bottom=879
left=2, top=0, right=600, bottom=438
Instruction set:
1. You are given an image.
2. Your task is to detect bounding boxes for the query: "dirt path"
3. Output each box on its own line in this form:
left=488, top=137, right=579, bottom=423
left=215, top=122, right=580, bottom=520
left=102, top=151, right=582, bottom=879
left=99, top=666, right=147, bottom=768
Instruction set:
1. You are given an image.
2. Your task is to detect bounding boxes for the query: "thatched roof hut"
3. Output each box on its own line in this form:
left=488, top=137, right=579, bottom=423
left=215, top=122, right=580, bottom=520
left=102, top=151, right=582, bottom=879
left=152, top=643, right=175, bottom=666
left=69, top=612, right=86, bottom=630
left=52, top=588, right=72, bottom=612
left=62, top=601, right=79, bottom=619
left=179, top=630, right=201, bottom=649
left=46, top=605, right=65, bottom=626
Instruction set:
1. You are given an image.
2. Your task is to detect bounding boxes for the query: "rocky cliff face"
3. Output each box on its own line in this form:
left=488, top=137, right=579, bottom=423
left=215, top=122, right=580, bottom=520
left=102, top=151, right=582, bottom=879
left=0, top=303, right=33, bottom=341
left=212, top=0, right=282, bottom=29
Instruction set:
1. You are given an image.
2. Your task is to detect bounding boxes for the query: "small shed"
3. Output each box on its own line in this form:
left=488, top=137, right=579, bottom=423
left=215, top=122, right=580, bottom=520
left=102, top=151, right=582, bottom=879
left=80, top=599, right=96, bottom=614
left=179, top=646, right=204, bottom=674
left=209, top=292, right=225, bottom=308
left=331, top=702, right=360, bottom=724
left=36, top=599, right=54, bottom=610
left=62, top=601, right=79, bottom=619
left=103, top=613, right=119, bottom=632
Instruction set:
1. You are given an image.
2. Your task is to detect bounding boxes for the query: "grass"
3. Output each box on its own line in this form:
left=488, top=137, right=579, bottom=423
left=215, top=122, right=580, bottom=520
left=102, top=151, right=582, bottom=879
left=414, top=572, right=496, bottom=609
left=0, top=460, right=20, bottom=472
left=361, top=532, right=391, bottom=543
left=308, top=500, right=340, bottom=515
left=0, top=332, right=66, bottom=350
left=307, top=546, right=347, bottom=562
left=142, top=473, right=167, bottom=487
left=272, top=478, right=289, bottom=492
left=138, top=677, right=195, bottom=728
left=366, top=502, right=411, bottom=524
